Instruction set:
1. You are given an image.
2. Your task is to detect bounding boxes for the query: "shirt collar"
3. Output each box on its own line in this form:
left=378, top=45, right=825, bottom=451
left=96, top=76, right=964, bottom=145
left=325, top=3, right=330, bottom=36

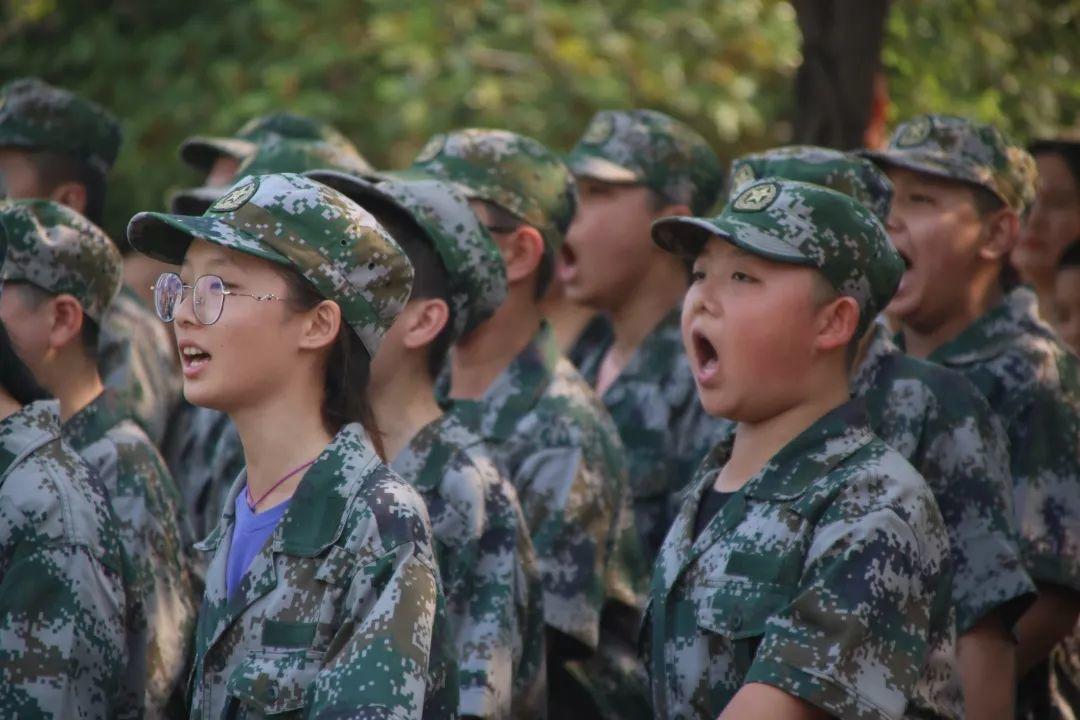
left=0, top=400, right=61, bottom=479
left=925, top=287, right=1047, bottom=366
left=62, top=388, right=133, bottom=452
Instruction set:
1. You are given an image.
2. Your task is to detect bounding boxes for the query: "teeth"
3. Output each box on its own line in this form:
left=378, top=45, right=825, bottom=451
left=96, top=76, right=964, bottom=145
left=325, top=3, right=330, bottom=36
left=182, top=347, right=205, bottom=357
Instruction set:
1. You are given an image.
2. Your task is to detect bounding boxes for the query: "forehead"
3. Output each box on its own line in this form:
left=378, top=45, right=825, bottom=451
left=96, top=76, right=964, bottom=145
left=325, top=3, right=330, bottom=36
left=181, top=238, right=266, bottom=276
left=884, top=165, right=966, bottom=194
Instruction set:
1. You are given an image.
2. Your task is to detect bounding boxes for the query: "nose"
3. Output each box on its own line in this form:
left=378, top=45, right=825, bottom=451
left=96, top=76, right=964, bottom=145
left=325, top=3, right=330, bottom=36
left=885, top=205, right=903, bottom=234
left=172, top=285, right=197, bottom=327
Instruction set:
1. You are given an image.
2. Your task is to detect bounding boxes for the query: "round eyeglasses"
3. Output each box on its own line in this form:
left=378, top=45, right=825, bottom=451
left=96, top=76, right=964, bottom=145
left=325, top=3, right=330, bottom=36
left=151, top=272, right=289, bottom=325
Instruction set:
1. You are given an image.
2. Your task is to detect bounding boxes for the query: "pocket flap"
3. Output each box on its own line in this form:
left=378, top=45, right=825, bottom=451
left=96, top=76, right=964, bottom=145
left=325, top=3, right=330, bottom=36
left=693, top=587, right=789, bottom=640
left=226, top=651, right=322, bottom=715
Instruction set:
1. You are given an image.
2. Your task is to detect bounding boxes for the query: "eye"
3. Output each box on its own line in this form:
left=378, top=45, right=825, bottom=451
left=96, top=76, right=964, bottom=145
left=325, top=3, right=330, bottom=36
left=731, top=271, right=755, bottom=282
left=909, top=192, right=935, bottom=205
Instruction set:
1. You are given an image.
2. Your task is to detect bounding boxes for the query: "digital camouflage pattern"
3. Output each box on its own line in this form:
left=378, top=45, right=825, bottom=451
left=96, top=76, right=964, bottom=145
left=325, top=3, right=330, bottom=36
left=161, top=403, right=244, bottom=545
left=189, top=422, right=458, bottom=719
left=309, top=171, right=509, bottom=339
left=566, top=109, right=724, bottom=214
left=910, top=287, right=1080, bottom=719
left=391, top=411, right=546, bottom=719
left=63, top=388, right=198, bottom=718
left=0, top=400, right=135, bottom=717
left=128, top=172, right=415, bottom=358
left=171, top=136, right=376, bottom=215
left=576, top=309, right=729, bottom=564
left=0, top=199, right=122, bottom=322
left=652, top=178, right=904, bottom=339
left=862, top=114, right=1037, bottom=213
left=728, top=145, right=894, bottom=222
left=179, top=111, right=355, bottom=174
left=438, top=322, right=650, bottom=719
left=409, top=128, right=577, bottom=258
left=646, top=400, right=953, bottom=720
left=0, top=77, right=122, bottom=176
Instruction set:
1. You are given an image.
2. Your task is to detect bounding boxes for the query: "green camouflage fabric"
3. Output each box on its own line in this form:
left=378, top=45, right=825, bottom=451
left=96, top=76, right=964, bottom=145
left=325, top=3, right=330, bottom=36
left=179, top=112, right=355, bottom=173
left=391, top=411, right=546, bottom=719
left=308, top=171, right=509, bottom=339
left=0, top=77, right=122, bottom=176
left=161, top=403, right=244, bottom=545
left=171, top=137, right=376, bottom=215
left=0, top=400, right=136, bottom=717
left=409, top=128, right=577, bottom=258
left=63, top=388, right=198, bottom=718
left=566, top=109, right=724, bottom=214
left=98, top=286, right=184, bottom=445
left=128, top=172, right=415, bottom=358
left=0, top=199, right=122, bottom=322
left=906, top=287, right=1080, bottom=719
left=189, top=422, right=458, bottom=719
left=646, top=400, right=953, bottom=720
left=576, top=309, right=729, bottom=564
left=862, top=114, right=1037, bottom=213
left=728, top=145, right=894, bottom=222
left=437, top=322, right=650, bottom=719
left=653, top=178, right=904, bottom=339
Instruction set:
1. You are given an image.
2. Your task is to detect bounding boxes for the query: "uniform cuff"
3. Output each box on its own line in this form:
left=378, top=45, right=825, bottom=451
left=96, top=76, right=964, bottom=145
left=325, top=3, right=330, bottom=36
left=744, top=657, right=898, bottom=720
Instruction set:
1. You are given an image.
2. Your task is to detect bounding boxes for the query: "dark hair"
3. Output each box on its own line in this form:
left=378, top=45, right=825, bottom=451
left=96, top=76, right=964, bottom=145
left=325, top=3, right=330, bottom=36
left=24, top=150, right=108, bottom=228
left=276, top=268, right=385, bottom=458
left=361, top=198, right=456, bottom=380
left=0, top=320, right=49, bottom=405
left=8, top=281, right=99, bottom=361
left=971, top=184, right=1006, bottom=218
left=1060, top=240, right=1080, bottom=270
left=1031, top=142, right=1080, bottom=190
left=476, top=199, right=553, bottom=298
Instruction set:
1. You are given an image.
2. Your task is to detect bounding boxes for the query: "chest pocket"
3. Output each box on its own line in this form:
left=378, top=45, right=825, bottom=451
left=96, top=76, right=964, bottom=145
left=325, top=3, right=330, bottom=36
left=223, top=650, right=323, bottom=718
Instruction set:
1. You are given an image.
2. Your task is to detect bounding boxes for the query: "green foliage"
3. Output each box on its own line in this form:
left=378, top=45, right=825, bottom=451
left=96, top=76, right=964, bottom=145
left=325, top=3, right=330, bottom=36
left=1, top=0, right=1077, bottom=239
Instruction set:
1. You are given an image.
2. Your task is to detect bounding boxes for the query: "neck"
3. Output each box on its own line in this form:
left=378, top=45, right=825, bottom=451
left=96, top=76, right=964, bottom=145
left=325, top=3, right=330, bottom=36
left=371, top=359, right=443, bottom=462
left=903, top=274, right=1003, bottom=359
left=719, top=375, right=849, bottom=493
left=450, top=287, right=541, bottom=400
left=849, top=328, right=877, bottom=382
left=229, top=369, right=333, bottom=510
left=0, top=388, right=20, bottom=422
left=609, top=261, right=685, bottom=359
left=42, top=352, right=105, bottom=424
left=541, top=292, right=597, bottom=355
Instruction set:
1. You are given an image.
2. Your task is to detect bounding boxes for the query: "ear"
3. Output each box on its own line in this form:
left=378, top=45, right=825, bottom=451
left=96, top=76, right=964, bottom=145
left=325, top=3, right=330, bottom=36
left=49, top=182, right=89, bottom=216
left=654, top=202, right=692, bottom=221
left=814, top=295, right=861, bottom=354
left=399, top=298, right=450, bottom=351
left=46, top=294, right=86, bottom=351
left=499, top=225, right=546, bottom=286
left=298, top=299, right=342, bottom=352
left=979, top=209, right=1020, bottom=262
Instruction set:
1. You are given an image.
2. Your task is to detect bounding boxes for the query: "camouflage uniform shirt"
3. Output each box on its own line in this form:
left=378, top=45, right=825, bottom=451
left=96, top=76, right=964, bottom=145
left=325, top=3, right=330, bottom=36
left=99, top=286, right=183, bottom=446
left=391, top=411, right=546, bottom=719
left=438, top=323, right=649, bottom=717
left=576, top=309, right=729, bottom=564
left=64, top=388, right=199, bottom=717
left=0, top=400, right=134, bottom=717
left=189, top=422, right=457, bottom=719
left=646, top=400, right=952, bottom=720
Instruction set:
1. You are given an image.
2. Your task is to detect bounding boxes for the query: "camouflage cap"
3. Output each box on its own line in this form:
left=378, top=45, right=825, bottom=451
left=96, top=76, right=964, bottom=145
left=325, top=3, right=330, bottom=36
left=0, top=199, right=122, bottom=322
left=408, top=128, right=577, bottom=258
left=652, top=178, right=903, bottom=338
left=169, top=138, right=375, bottom=215
left=179, top=112, right=355, bottom=173
left=729, top=145, right=893, bottom=222
left=0, top=78, right=122, bottom=176
left=566, top=109, right=724, bottom=214
left=307, top=170, right=507, bottom=339
left=861, top=114, right=1036, bottom=213
left=127, top=173, right=414, bottom=357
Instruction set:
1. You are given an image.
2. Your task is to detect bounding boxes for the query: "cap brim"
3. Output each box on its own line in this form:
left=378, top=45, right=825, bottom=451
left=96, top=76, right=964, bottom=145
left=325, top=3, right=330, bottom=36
left=179, top=136, right=258, bottom=173
left=168, top=186, right=224, bottom=215
left=566, top=154, right=642, bottom=184
left=860, top=149, right=1011, bottom=206
left=126, top=211, right=291, bottom=267
left=651, top=215, right=815, bottom=267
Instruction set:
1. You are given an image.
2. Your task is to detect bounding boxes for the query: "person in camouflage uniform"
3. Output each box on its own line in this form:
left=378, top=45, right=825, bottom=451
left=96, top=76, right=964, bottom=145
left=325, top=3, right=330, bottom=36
left=0, top=198, right=198, bottom=717
left=409, top=128, right=650, bottom=719
left=646, top=179, right=952, bottom=719
left=310, top=168, right=547, bottom=719
left=562, top=109, right=728, bottom=564
left=731, top=146, right=1036, bottom=718
left=128, top=172, right=457, bottom=718
left=0, top=76, right=182, bottom=446
left=864, top=114, right=1080, bottom=719
left=163, top=137, right=377, bottom=551
left=0, top=243, right=136, bottom=717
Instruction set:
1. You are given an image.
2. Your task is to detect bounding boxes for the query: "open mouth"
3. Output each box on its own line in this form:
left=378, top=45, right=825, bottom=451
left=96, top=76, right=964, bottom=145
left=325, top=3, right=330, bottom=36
left=180, top=343, right=212, bottom=371
left=556, top=242, right=579, bottom=283
left=691, top=329, right=720, bottom=379
left=896, top=247, right=913, bottom=270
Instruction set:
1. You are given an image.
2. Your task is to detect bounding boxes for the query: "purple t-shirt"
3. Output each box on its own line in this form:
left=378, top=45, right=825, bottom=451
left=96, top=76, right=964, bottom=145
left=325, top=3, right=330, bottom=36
left=226, top=492, right=290, bottom=598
